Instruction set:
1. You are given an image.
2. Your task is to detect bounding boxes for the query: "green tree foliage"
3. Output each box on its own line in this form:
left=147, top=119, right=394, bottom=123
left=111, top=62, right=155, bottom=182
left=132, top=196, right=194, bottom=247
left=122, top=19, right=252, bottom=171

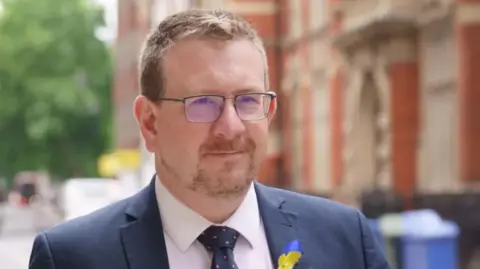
left=0, top=0, right=113, bottom=181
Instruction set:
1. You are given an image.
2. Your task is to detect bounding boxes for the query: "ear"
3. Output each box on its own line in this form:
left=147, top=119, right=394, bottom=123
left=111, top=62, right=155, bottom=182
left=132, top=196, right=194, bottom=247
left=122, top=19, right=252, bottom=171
left=267, top=95, right=277, bottom=124
left=133, top=95, right=158, bottom=152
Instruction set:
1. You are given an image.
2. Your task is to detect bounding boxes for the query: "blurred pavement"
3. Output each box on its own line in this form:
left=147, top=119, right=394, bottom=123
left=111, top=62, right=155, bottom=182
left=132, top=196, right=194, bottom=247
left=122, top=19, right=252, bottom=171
left=0, top=232, right=34, bottom=269
left=0, top=202, right=63, bottom=269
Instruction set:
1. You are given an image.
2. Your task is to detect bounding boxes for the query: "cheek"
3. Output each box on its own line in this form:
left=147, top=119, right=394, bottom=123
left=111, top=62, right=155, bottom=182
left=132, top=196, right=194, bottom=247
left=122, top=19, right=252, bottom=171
left=247, top=123, right=269, bottom=150
left=156, top=120, right=208, bottom=162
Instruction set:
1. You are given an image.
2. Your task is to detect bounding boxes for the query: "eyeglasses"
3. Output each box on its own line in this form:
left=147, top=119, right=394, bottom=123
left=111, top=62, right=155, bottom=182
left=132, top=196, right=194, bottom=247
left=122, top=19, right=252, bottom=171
left=158, top=92, right=277, bottom=123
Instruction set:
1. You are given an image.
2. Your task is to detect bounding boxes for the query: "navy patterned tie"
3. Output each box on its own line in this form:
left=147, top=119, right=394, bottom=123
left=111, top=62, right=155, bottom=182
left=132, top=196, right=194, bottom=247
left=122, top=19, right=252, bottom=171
left=198, top=226, right=240, bottom=269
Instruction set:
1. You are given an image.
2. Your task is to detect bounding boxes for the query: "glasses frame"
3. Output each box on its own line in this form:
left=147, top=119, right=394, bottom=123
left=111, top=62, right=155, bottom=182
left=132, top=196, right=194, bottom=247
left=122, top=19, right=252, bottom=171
left=157, top=91, right=277, bottom=123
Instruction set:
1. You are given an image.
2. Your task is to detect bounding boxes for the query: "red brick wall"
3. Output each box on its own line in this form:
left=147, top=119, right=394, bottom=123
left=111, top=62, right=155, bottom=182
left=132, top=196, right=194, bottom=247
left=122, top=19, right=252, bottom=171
left=457, top=0, right=480, bottom=183
left=390, top=61, right=419, bottom=197
left=258, top=0, right=339, bottom=190
left=328, top=0, right=344, bottom=188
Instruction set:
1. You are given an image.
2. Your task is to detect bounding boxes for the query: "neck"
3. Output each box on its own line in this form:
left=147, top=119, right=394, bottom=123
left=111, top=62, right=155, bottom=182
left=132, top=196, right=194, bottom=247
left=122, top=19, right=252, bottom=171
left=158, top=177, right=249, bottom=224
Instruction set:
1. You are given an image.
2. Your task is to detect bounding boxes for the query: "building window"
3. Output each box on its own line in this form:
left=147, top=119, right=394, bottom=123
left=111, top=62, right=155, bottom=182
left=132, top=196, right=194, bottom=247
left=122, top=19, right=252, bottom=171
left=291, top=55, right=303, bottom=189
left=150, top=0, right=169, bottom=28
left=310, top=39, right=326, bottom=71
left=288, top=0, right=302, bottom=39
left=309, top=0, right=325, bottom=31
left=150, top=0, right=193, bottom=28
left=424, top=89, right=457, bottom=191
left=198, top=0, right=224, bottom=8
left=312, top=77, right=331, bottom=191
left=167, top=0, right=192, bottom=13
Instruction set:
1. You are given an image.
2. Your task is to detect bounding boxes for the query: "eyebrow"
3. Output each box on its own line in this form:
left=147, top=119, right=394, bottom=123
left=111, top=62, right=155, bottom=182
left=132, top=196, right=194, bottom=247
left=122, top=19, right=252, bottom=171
left=190, top=87, right=265, bottom=96
left=233, top=88, right=265, bottom=94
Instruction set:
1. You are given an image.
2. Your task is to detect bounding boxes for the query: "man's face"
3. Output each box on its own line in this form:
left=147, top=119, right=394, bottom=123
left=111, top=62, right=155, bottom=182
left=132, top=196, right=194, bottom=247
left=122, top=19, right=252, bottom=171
left=136, top=38, right=275, bottom=198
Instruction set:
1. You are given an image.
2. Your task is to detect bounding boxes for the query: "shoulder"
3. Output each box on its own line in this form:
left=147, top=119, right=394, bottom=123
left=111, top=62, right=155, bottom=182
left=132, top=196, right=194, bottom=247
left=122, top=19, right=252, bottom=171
left=256, top=184, right=372, bottom=256
left=37, top=196, right=131, bottom=248
left=255, top=184, right=389, bottom=267
left=257, top=184, right=358, bottom=215
left=256, top=184, right=363, bottom=228
left=30, top=197, right=134, bottom=268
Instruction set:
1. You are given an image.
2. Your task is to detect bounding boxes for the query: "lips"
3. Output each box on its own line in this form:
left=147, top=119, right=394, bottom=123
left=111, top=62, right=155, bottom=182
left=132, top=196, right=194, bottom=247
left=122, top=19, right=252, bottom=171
left=206, top=151, right=243, bottom=155
left=203, top=151, right=245, bottom=157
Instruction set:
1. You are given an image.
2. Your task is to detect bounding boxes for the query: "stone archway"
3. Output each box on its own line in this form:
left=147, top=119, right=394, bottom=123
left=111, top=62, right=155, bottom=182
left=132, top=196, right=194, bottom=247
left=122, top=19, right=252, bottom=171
left=355, top=72, right=381, bottom=188
left=341, top=47, right=392, bottom=196
left=332, top=5, right=420, bottom=198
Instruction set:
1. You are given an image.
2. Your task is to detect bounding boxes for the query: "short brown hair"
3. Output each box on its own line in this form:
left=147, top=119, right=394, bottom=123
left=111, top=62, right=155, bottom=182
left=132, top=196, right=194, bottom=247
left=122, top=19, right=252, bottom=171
left=139, top=9, right=268, bottom=101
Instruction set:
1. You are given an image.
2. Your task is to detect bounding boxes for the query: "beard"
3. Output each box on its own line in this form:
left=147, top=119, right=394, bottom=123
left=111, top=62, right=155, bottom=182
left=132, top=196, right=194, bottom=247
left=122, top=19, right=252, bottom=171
left=190, top=156, right=255, bottom=198
left=188, top=135, right=258, bottom=199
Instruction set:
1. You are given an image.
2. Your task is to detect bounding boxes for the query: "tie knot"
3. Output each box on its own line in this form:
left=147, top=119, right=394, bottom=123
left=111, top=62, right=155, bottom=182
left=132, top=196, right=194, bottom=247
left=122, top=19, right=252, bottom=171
left=198, top=226, right=239, bottom=251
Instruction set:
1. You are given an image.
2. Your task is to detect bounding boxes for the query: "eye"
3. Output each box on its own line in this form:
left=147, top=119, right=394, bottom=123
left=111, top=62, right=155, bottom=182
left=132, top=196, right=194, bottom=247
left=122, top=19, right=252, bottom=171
left=237, top=95, right=260, bottom=103
left=192, top=96, right=214, bottom=104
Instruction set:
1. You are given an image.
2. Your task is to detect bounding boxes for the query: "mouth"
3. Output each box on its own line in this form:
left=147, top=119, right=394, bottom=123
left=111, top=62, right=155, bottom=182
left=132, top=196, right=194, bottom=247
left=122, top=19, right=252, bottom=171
left=204, top=151, right=245, bottom=157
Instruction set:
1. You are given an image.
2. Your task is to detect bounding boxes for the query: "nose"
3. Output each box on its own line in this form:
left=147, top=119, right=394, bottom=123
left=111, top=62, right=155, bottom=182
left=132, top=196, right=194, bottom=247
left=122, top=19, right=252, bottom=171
left=210, top=102, right=246, bottom=139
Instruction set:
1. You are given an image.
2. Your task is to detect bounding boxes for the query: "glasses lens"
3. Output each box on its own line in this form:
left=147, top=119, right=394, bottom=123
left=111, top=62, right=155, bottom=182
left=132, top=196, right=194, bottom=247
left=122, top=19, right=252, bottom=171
left=235, top=94, right=271, bottom=120
left=185, top=96, right=223, bottom=122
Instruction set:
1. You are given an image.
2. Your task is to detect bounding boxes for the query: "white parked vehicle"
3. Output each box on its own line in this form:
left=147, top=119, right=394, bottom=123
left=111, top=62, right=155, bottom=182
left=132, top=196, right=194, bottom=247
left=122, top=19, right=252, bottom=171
left=59, top=178, right=122, bottom=221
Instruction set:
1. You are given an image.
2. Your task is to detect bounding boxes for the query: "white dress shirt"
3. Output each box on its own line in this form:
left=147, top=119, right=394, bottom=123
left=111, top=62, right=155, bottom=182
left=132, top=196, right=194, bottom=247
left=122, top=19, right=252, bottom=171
left=155, top=179, right=274, bottom=269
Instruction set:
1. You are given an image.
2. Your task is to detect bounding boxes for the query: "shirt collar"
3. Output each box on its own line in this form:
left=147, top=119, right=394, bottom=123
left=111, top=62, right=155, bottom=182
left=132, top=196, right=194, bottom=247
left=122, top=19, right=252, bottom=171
left=155, top=178, right=261, bottom=252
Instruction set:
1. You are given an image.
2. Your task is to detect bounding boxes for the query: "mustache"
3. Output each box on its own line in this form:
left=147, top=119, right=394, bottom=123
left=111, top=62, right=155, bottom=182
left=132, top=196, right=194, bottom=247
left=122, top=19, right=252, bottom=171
left=200, top=136, right=255, bottom=154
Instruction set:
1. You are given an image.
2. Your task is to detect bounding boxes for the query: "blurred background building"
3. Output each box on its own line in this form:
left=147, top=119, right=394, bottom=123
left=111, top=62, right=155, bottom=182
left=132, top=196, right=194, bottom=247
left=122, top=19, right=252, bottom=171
left=113, top=0, right=480, bottom=202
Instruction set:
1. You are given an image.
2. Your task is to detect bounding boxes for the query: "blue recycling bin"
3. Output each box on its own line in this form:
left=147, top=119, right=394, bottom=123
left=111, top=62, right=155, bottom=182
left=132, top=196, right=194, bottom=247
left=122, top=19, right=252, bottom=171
left=400, top=210, right=460, bottom=269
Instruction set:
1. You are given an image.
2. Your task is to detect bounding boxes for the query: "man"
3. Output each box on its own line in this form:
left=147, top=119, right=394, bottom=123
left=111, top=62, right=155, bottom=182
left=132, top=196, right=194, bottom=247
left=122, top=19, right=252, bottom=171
left=29, top=9, right=390, bottom=269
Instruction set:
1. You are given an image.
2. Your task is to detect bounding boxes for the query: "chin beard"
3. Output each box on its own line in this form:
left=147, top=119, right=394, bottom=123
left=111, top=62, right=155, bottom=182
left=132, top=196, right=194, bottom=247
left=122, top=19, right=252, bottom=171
left=188, top=160, right=256, bottom=199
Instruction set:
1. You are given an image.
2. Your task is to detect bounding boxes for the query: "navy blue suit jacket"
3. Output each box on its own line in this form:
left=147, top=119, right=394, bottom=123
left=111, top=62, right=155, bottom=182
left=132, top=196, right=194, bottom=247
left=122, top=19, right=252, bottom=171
left=29, top=179, right=390, bottom=269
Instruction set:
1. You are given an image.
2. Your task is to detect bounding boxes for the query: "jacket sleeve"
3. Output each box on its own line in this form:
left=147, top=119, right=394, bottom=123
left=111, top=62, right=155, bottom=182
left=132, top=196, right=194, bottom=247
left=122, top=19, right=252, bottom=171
left=29, top=232, right=56, bottom=269
left=356, top=210, right=391, bottom=269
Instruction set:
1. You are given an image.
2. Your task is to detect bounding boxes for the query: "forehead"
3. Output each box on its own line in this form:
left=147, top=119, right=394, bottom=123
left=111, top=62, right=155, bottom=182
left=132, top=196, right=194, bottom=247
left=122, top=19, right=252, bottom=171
left=162, top=38, right=265, bottom=96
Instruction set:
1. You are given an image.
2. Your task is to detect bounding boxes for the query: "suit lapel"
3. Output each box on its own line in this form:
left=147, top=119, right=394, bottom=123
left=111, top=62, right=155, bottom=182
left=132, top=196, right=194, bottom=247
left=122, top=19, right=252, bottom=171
left=120, top=178, right=170, bottom=269
left=255, top=183, right=309, bottom=269
left=119, top=178, right=310, bottom=269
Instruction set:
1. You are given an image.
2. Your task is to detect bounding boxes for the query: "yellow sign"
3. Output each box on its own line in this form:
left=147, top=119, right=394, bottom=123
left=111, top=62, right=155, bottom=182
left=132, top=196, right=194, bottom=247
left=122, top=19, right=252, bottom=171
left=98, top=150, right=140, bottom=177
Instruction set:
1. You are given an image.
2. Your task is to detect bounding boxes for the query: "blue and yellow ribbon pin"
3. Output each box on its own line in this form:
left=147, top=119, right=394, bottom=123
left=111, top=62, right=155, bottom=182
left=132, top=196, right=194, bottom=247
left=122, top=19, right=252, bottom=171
left=277, top=240, right=303, bottom=269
